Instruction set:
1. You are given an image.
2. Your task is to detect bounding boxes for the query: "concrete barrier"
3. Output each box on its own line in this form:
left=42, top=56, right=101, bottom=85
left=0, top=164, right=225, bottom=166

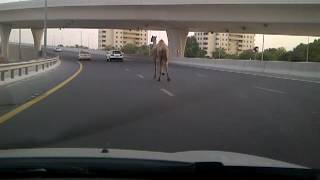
left=172, top=57, right=320, bottom=82
left=242, top=60, right=266, bottom=74
left=264, top=61, right=293, bottom=76
left=289, top=62, right=320, bottom=79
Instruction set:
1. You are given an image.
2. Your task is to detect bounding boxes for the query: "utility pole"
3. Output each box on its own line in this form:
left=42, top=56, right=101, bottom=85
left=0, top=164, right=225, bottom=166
left=18, top=29, right=22, bottom=60
left=88, top=34, right=90, bottom=49
left=261, top=34, right=265, bottom=61
left=80, top=31, right=83, bottom=48
left=306, top=36, right=310, bottom=62
left=43, top=0, right=48, bottom=58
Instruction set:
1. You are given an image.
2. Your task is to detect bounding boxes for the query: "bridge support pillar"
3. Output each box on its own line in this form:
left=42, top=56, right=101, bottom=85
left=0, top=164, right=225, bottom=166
left=31, top=28, right=44, bottom=57
left=166, top=28, right=188, bottom=58
left=0, top=24, right=12, bottom=61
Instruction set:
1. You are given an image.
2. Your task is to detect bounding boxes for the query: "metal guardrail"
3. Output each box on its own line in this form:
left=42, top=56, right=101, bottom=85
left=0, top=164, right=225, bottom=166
left=0, top=57, right=59, bottom=82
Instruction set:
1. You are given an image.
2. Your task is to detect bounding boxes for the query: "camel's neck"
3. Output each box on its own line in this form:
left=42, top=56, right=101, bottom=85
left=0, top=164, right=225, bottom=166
left=152, top=41, right=156, bottom=47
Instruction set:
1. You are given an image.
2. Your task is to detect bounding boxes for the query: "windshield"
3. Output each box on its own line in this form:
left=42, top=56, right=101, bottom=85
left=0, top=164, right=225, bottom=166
left=1, top=0, right=320, bottom=174
left=80, top=51, right=89, bottom=54
left=113, top=51, right=122, bottom=54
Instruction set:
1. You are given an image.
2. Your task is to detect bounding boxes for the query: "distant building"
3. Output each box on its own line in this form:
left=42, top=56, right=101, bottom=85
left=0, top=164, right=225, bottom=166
left=194, top=32, right=255, bottom=57
left=98, top=29, right=149, bottom=50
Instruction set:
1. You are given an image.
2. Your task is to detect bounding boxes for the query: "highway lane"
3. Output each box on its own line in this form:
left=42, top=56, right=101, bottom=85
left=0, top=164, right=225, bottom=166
left=0, top=51, right=320, bottom=168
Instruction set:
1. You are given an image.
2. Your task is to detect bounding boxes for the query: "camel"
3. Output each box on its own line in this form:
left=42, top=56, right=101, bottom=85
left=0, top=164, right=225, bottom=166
left=151, top=36, right=171, bottom=82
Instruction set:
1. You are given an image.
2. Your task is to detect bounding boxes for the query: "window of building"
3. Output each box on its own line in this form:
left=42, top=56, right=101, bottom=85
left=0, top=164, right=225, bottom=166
left=203, top=42, right=208, bottom=45
left=203, top=47, right=208, bottom=50
left=204, top=33, right=208, bottom=35
left=204, top=37, right=208, bottom=40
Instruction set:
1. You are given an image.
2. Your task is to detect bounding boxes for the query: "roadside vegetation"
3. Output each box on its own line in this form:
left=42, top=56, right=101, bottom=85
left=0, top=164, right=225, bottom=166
left=185, top=36, right=320, bottom=62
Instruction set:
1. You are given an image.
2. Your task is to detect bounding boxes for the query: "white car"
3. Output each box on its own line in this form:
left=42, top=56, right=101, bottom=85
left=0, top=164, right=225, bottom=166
left=78, top=50, right=91, bottom=61
left=54, top=47, right=62, bottom=52
left=106, top=50, right=124, bottom=62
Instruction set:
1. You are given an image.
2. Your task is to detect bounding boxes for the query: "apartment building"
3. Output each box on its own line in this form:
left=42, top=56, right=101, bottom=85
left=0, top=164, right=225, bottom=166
left=98, top=29, right=149, bottom=50
left=194, top=32, right=255, bottom=56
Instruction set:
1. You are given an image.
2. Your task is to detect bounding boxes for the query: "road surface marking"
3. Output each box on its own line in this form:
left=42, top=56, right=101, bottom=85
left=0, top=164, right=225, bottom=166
left=160, top=88, right=175, bottom=97
left=0, top=62, right=83, bottom=125
left=254, top=86, right=286, bottom=94
left=125, top=68, right=130, bottom=72
left=137, top=74, right=144, bottom=79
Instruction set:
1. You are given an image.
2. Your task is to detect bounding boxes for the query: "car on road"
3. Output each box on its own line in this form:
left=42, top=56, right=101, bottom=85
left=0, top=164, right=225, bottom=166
left=78, top=50, right=91, bottom=61
left=54, top=47, right=63, bottom=52
left=106, top=50, right=124, bottom=62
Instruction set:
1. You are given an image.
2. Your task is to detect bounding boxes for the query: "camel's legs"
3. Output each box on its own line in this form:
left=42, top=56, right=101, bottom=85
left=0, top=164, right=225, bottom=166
left=165, top=62, right=171, bottom=82
left=158, top=60, right=163, bottom=82
left=153, top=58, right=157, bottom=79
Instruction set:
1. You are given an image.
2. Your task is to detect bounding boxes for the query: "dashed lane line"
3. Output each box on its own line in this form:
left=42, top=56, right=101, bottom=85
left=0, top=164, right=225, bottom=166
left=254, top=86, right=286, bottom=94
left=160, top=88, right=175, bottom=97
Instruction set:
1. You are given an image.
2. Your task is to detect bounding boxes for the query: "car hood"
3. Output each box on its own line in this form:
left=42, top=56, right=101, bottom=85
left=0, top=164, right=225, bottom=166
left=0, top=148, right=306, bottom=169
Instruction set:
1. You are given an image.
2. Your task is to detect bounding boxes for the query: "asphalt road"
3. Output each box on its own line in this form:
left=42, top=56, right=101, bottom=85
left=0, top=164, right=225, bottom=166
left=0, top=50, right=320, bottom=168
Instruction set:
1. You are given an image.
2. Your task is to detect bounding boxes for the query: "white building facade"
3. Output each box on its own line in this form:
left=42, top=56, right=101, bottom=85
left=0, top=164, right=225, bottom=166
left=194, top=32, right=255, bottom=57
left=98, top=29, right=149, bottom=50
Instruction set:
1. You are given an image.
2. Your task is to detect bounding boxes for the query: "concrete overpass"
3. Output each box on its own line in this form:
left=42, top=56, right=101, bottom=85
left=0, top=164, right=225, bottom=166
left=1, top=0, right=320, bottom=60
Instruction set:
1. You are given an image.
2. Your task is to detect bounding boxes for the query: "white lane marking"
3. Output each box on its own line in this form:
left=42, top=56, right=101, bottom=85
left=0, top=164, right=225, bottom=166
left=125, top=68, right=130, bottom=72
left=160, top=88, right=175, bottom=97
left=196, top=73, right=207, bottom=78
left=137, top=74, right=144, bottom=79
left=254, top=86, right=286, bottom=94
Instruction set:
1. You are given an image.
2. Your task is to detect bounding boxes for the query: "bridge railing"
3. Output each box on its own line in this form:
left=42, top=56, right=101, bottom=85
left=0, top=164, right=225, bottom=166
left=0, top=56, right=59, bottom=82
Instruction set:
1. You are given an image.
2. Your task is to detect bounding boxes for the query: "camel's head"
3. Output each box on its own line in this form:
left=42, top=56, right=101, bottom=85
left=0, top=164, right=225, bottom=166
left=158, top=40, right=165, bottom=44
left=151, top=36, right=157, bottom=44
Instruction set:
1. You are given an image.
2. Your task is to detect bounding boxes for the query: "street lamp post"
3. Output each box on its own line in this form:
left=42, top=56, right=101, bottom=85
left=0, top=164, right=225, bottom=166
left=306, top=36, right=310, bottom=62
left=80, top=31, right=83, bottom=48
left=261, top=34, right=265, bottom=61
left=18, top=29, right=22, bottom=60
left=43, top=0, right=48, bottom=58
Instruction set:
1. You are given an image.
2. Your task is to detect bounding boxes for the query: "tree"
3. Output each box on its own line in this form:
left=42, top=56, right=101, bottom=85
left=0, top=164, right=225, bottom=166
left=289, top=40, right=320, bottom=62
left=104, top=45, right=115, bottom=51
left=121, top=43, right=139, bottom=54
left=212, top=48, right=227, bottom=59
left=308, top=39, right=320, bottom=62
left=262, top=47, right=287, bottom=61
left=238, top=50, right=255, bottom=60
left=184, top=36, right=206, bottom=58
left=291, top=43, right=307, bottom=62
left=136, top=45, right=150, bottom=56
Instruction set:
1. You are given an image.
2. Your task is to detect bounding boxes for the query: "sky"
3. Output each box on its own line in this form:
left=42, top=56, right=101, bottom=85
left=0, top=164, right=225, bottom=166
left=6, top=29, right=318, bottom=52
